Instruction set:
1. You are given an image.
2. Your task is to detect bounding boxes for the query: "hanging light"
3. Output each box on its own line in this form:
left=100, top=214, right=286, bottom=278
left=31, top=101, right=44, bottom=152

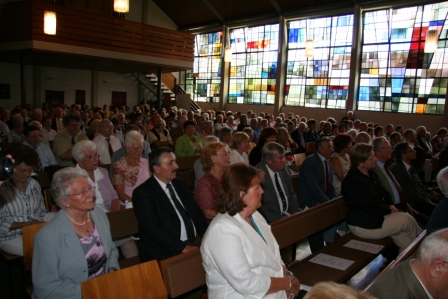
left=44, top=11, right=57, bottom=35
left=305, top=40, right=314, bottom=57
left=114, top=0, right=129, bottom=13
left=424, top=29, right=438, bottom=53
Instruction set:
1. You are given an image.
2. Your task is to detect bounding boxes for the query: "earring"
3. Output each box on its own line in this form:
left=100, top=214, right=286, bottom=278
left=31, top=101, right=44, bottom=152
left=66, top=205, right=70, bottom=208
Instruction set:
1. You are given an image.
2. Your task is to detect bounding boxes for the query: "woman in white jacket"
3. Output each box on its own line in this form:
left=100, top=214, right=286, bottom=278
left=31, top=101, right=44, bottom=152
left=201, top=163, right=300, bottom=298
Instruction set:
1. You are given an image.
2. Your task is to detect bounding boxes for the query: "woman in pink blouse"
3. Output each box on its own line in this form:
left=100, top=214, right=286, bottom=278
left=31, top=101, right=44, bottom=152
left=112, top=131, right=150, bottom=207
left=194, top=142, right=230, bottom=222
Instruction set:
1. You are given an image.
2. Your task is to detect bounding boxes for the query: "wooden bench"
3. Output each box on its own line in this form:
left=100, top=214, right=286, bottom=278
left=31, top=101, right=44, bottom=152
left=270, top=197, right=394, bottom=286
left=176, top=169, right=195, bottom=193
left=81, top=260, right=167, bottom=299
left=364, top=229, right=427, bottom=292
left=106, top=208, right=140, bottom=269
left=159, top=248, right=205, bottom=298
left=176, top=156, right=199, bottom=171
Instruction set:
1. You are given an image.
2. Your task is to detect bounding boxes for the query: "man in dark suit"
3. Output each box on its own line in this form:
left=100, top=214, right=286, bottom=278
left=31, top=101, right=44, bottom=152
left=256, top=142, right=299, bottom=222
left=296, top=137, right=339, bottom=252
left=132, top=147, right=207, bottom=262
left=390, top=142, right=438, bottom=218
left=290, top=122, right=307, bottom=154
left=416, top=126, right=434, bottom=158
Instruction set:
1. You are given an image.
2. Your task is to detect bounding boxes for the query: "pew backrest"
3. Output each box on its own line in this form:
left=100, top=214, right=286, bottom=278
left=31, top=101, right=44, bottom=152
left=106, top=208, right=138, bottom=241
left=271, top=197, right=346, bottom=249
left=159, top=248, right=205, bottom=298
left=23, top=222, right=47, bottom=271
left=81, top=260, right=167, bottom=299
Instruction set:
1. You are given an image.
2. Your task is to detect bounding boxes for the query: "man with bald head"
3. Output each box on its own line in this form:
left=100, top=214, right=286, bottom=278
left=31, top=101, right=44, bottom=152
left=369, top=228, right=448, bottom=299
left=92, top=119, right=122, bottom=165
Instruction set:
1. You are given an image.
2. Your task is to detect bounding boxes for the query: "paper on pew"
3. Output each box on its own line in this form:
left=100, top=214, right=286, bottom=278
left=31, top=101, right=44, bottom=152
left=343, top=240, right=384, bottom=254
left=309, top=253, right=354, bottom=270
left=300, top=284, right=312, bottom=291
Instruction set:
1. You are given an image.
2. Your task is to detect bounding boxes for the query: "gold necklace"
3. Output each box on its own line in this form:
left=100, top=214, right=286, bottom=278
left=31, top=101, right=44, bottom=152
left=65, top=211, right=90, bottom=225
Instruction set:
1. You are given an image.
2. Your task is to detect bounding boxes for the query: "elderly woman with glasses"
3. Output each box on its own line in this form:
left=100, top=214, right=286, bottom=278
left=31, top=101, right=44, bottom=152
left=72, top=140, right=138, bottom=259
left=112, top=131, right=150, bottom=207
left=194, top=142, right=230, bottom=222
left=32, top=167, right=119, bottom=299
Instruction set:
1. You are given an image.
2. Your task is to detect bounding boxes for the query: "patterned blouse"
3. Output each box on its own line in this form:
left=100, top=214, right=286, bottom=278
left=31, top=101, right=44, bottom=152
left=112, top=156, right=150, bottom=198
left=194, top=172, right=221, bottom=212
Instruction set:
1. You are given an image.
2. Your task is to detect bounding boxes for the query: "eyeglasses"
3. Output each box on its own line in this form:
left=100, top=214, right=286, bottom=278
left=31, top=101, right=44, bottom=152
left=216, top=152, right=230, bottom=156
left=82, top=154, right=100, bottom=161
left=67, top=186, right=94, bottom=197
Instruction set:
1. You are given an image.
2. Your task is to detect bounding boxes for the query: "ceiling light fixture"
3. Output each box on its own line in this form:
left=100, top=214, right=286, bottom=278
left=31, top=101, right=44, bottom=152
left=44, top=11, right=57, bottom=35
left=114, top=0, right=129, bottom=13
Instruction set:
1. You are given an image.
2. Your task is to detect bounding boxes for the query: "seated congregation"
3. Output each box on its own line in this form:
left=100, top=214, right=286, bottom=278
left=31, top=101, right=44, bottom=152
left=0, top=103, right=447, bottom=299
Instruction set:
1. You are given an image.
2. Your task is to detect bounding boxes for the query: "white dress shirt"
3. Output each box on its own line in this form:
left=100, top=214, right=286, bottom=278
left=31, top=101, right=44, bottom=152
left=92, top=134, right=122, bottom=164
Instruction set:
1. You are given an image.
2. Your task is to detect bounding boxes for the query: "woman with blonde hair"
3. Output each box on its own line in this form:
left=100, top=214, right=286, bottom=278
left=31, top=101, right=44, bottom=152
left=304, top=281, right=376, bottom=299
left=194, top=142, right=230, bottom=221
left=229, top=132, right=250, bottom=165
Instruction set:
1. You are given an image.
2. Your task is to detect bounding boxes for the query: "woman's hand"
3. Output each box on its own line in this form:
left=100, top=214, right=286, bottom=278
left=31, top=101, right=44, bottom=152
left=286, top=275, right=300, bottom=298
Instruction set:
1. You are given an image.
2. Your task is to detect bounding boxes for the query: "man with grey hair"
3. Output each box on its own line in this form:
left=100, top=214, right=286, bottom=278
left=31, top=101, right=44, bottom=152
left=369, top=228, right=448, bottom=299
left=92, top=119, right=122, bottom=165
left=426, top=167, right=448, bottom=232
left=256, top=142, right=299, bottom=222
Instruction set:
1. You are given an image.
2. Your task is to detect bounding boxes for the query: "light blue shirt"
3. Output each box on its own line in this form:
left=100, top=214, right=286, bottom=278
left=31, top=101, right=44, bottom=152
left=23, top=141, right=57, bottom=168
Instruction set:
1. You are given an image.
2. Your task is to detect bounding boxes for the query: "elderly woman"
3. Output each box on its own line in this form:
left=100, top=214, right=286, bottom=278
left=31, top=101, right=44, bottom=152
left=330, top=134, right=353, bottom=196
left=112, top=131, right=150, bottom=206
left=0, top=145, right=47, bottom=256
left=342, top=143, right=422, bottom=253
left=194, top=142, right=230, bottom=222
left=72, top=140, right=138, bottom=258
left=201, top=163, right=300, bottom=298
left=174, top=120, right=203, bottom=157
left=32, top=167, right=119, bottom=299
left=7, top=113, right=25, bottom=142
left=229, top=132, right=250, bottom=165
left=249, top=127, right=278, bottom=166
left=219, top=126, right=233, bottom=146
left=242, top=127, right=256, bottom=155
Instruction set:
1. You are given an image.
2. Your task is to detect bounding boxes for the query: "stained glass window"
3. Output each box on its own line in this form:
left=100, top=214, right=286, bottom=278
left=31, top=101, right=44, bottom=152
left=186, top=32, right=223, bottom=102
left=285, top=16, right=353, bottom=109
left=228, top=24, right=279, bottom=104
left=358, top=3, right=448, bottom=114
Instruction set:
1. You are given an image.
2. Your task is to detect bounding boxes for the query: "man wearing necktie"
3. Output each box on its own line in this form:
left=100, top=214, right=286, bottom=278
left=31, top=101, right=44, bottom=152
left=296, top=137, right=338, bottom=252
left=23, top=125, right=57, bottom=170
left=52, top=114, right=89, bottom=167
left=390, top=142, right=439, bottom=219
left=256, top=142, right=300, bottom=222
left=290, top=121, right=308, bottom=154
left=92, top=119, right=122, bottom=165
left=132, top=147, right=207, bottom=262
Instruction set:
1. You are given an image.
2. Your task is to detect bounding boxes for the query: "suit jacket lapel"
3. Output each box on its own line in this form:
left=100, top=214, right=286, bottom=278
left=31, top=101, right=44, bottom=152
left=150, top=176, right=180, bottom=218
left=60, top=212, right=89, bottom=266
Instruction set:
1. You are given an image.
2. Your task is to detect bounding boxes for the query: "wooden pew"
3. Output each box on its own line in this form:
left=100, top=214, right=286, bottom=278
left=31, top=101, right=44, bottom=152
left=176, top=169, right=195, bottom=193
left=176, top=156, right=199, bottom=171
left=106, top=208, right=140, bottom=269
left=81, top=260, right=167, bottom=299
left=23, top=222, right=47, bottom=272
left=270, top=197, right=394, bottom=287
left=159, top=248, right=205, bottom=298
left=364, top=229, right=427, bottom=292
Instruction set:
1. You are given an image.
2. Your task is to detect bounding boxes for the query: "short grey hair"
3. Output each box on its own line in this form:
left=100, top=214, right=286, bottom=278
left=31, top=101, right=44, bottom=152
left=354, top=132, right=371, bottom=144
left=416, top=228, right=448, bottom=265
left=437, top=166, right=448, bottom=196
left=372, top=136, right=387, bottom=153
left=203, top=135, right=219, bottom=147
left=262, top=142, right=285, bottom=163
left=125, top=130, right=143, bottom=147
left=51, top=167, right=89, bottom=209
left=72, top=140, right=97, bottom=161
